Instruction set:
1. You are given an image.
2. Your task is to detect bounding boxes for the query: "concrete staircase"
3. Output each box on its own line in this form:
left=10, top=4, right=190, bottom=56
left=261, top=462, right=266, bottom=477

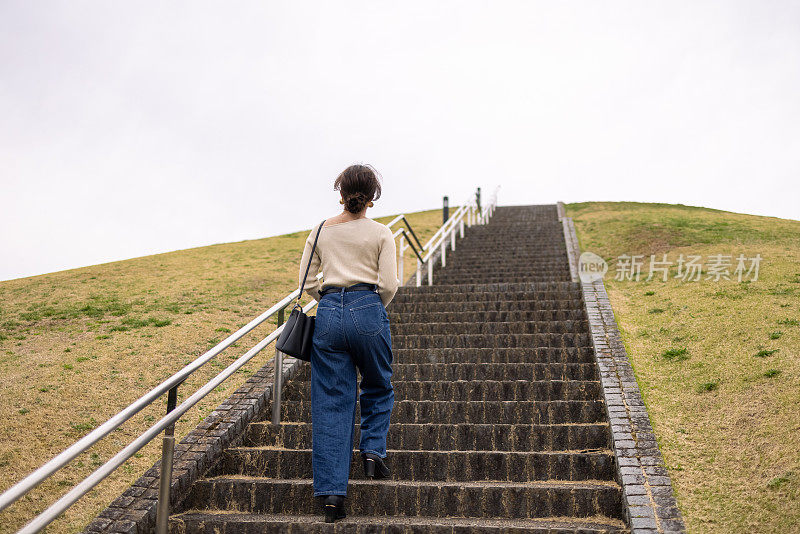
left=170, top=205, right=628, bottom=532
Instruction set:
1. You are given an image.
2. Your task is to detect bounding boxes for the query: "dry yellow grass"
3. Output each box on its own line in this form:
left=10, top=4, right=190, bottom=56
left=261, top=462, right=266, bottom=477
left=568, top=202, right=800, bottom=533
left=0, top=208, right=443, bottom=533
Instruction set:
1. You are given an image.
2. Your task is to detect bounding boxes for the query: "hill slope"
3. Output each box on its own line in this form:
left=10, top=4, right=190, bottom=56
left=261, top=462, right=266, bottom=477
left=0, top=208, right=443, bottom=533
left=568, top=202, right=800, bottom=534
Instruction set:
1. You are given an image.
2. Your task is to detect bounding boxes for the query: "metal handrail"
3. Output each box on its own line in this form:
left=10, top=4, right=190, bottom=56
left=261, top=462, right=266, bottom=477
left=0, top=276, right=322, bottom=532
left=416, top=187, right=499, bottom=286
left=386, top=195, right=475, bottom=286
left=0, top=283, right=316, bottom=513
left=14, top=303, right=317, bottom=534
left=0, top=188, right=497, bottom=533
left=385, top=214, right=424, bottom=252
left=421, top=198, right=473, bottom=251
left=391, top=227, right=424, bottom=262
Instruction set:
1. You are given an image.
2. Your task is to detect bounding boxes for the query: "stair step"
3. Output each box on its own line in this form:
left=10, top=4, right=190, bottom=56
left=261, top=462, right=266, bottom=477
left=431, top=276, right=574, bottom=284
left=212, top=448, right=616, bottom=482
left=433, top=266, right=571, bottom=272
left=244, top=422, right=611, bottom=451
left=388, top=300, right=586, bottom=314
left=393, top=289, right=581, bottom=299
left=184, top=478, right=625, bottom=519
left=433, top=267, right=572, bottom=274
left=390, top=333, right=593, bottom=349
left=438, top=263, right=570, bottom=272
left=390, top=321, right=590, bottom=336
left=391, top=310, right=587, bottom=323
left=425, top=282, right=575, bottom=289
left=390, top=347, right=597, bottom=364
left=396, top=281, right=581, bottom=293
left=170, top=512, right=629, bottom=533
left=269, top=400, right=607, bottom=424
left=391, top=293, right=584, bottom=304
left=292, top=363, right=600, bottom=382
left=440, top=260, right=570, bottom=268
left=282, top=379, right=602, bottom=402
left=438, top=251, right=567, bottom=260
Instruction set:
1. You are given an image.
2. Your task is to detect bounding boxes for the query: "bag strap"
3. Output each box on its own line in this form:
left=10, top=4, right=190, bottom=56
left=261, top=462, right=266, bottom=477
left=296, top=219, right=326, bottom=307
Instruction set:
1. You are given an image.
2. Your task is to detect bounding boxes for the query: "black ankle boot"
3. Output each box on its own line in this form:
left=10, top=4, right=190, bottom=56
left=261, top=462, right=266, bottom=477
left=321, top=495, right=346, bottom=523
left=362, top=453, right=390, bottom=479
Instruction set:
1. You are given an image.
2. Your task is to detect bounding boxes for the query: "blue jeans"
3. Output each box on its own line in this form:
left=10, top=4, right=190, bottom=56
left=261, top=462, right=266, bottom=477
left=310, top=286, right=394, bottom=497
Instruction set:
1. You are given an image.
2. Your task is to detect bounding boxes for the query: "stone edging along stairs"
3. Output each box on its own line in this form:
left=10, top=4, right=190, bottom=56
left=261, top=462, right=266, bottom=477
left=87, top=204, right=685, bottom=533
left=559, top=205, right=686, bottom=534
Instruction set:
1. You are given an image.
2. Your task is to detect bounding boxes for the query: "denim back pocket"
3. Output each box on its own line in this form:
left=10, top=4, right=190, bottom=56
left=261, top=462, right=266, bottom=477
left=314, top=305, right=334, bottom=338
left=350, top=301, right=386, bottom=336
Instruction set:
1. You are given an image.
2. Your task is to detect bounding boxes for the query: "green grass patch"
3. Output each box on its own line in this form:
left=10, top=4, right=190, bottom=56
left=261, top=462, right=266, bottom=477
left=121, top=317, right=150, bottom=328
left=754, top=349, right=779, bottom=358
left=764, top=369, right=781, bottom=378
left=767, top=472, right=794, bottom=490
left=69, top=418, right=97, bottom=434
left=697, top=381, right=719, bottom=393
left=662, top=347, right=689, bottom=361
left=769, top=331, right=783, bottom=340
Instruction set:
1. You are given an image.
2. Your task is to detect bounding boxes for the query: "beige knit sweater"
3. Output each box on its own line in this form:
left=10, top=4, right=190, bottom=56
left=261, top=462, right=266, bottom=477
left=298, top=218, right=399, bottom=307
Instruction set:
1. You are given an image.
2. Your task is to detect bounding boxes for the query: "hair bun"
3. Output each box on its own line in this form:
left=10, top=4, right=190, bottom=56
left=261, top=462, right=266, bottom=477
left=344, top=192, right=369, bottom=213
left=334, top=164, right=382, bottom=214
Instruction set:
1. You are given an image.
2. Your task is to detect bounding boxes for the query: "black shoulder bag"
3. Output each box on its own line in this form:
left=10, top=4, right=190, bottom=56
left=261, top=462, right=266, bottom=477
left=275, top=220, right=325, bottom=361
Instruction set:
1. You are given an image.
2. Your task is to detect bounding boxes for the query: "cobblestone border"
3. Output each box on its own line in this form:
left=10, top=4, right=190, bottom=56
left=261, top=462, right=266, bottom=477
left=561, top=211, right=686, bottom=534
left=560, top=216, right=580, bottom=283
left=556, top=201, right=567, bottom=221
left=83, top=353, right=303, bottom=533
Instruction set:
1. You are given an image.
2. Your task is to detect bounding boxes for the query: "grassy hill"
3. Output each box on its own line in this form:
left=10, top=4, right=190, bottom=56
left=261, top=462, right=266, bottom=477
left=0, top=208, right=443, bottom=533
left=568, top=202, right=800, bottom=534
left=3, top=202, right=797, bottom=533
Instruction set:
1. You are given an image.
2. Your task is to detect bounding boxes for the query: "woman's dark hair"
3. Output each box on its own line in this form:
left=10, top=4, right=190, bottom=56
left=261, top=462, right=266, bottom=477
left=334, top=164, right=382, bottom=214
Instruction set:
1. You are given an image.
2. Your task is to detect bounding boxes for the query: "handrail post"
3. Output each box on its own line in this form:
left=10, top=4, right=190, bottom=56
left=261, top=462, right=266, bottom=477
left=155, top=385, right=179, bottom=534
left=398, top=234, right=405, bottom=285
left=460, top=219, right=464, bottom=238
left=427, top=259, right=433, bottom=286
left=450, top=226, right=456, bottom=251
left=416, top=259, right=422, bottom=287
left=440, top=239, right=446, bottom=267
left=271, top=308, right=286, bottom=425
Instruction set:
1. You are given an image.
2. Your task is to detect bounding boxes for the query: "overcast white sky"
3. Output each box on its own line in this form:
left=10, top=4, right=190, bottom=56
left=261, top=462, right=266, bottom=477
left=2, top=1, right=798, bottom=281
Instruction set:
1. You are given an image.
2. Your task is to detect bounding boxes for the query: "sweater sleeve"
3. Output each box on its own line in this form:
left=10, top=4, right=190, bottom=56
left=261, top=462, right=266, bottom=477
left=377, top=225, right=399, bottom=307
left=298, top=223, right=323, bottom=302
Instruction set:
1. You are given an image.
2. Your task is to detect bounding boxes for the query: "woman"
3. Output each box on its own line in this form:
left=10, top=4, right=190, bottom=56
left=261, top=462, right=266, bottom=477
left=297, top=164, right=399, bottom=523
